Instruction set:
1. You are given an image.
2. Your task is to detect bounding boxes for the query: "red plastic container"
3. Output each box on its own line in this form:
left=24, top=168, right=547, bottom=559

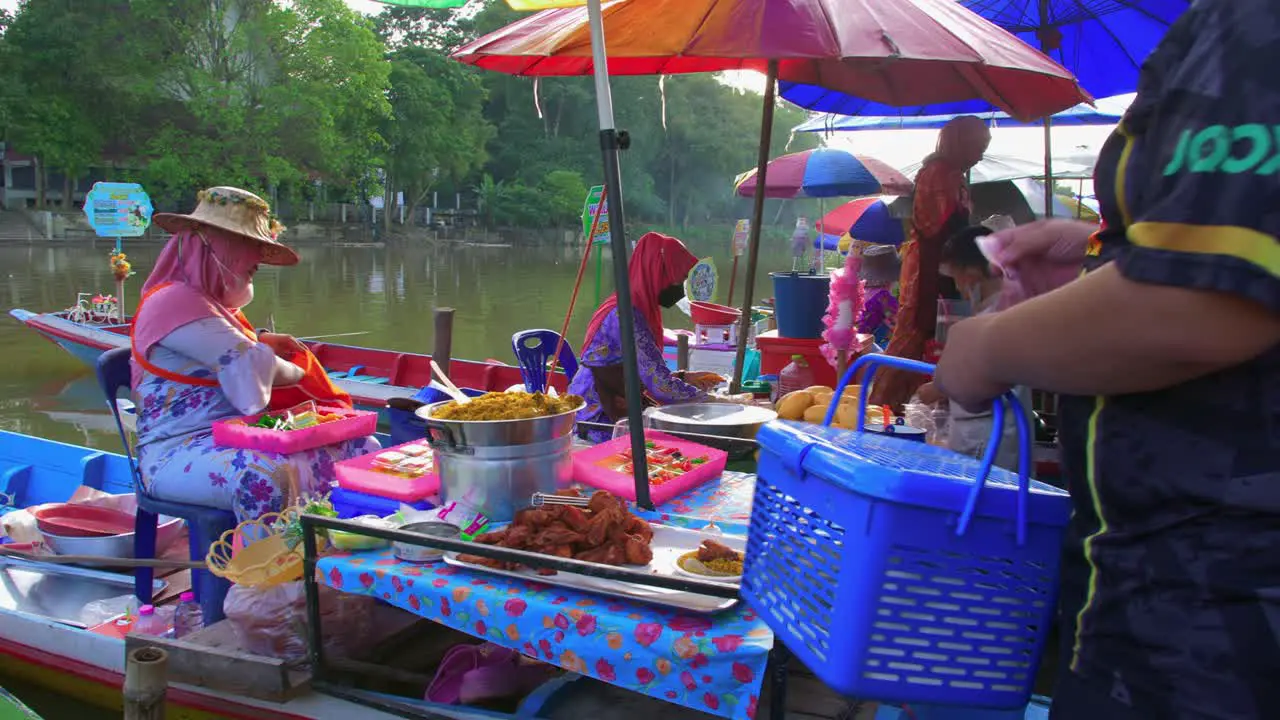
left=756, top=330, right=837, bottom=387
left=689, top=301, right=741, bottom=326
left=571, top=431, right=728, bottom=506
left=213, top=407, right=378, bottom=454
left=33, top=505, right=136, bottom=537
left=335, top=441, right=439, bottom=504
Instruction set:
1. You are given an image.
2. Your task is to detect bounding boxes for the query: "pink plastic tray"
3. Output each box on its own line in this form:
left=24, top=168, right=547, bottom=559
left=335, top=442, right=439, bottom=503
left=213, top=407, right=377, bottom=455
left=571, top=431, right=728, bottom=506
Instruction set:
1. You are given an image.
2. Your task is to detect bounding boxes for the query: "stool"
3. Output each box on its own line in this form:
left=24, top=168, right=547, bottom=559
left=96, top=347, right=237, bottom=624
left=512, top=330, right=578, bottom=394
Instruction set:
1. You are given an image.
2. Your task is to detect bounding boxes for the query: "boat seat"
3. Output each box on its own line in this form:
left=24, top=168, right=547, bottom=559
left=512, top=329, right=579, bottom=394
left=96, top=347, right=236, bottom=624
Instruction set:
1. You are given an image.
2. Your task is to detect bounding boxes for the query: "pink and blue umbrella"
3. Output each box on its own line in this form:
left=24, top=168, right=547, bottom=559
left=734, top=148, right=913, bottom=199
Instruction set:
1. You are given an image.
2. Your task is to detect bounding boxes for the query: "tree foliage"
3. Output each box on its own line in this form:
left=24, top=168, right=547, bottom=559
left=0, top=0, right=820, bottom=232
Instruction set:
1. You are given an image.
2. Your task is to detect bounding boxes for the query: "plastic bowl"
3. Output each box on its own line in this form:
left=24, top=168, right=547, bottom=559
left=689, top=301, right=741, bottom=326
left=40, top=515, right=184, bottom=558
left=33, top=504, right=138, bottom=538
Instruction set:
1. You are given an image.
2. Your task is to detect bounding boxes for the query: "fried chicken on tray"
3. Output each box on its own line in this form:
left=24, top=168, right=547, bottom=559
left=458, top=490, right=654, bottom=576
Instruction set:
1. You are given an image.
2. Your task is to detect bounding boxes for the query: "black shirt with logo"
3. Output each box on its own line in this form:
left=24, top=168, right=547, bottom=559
left=1056, top=1, right=1280, bottom=717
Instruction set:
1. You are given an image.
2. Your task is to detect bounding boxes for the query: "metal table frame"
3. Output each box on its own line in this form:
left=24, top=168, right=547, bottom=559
left=301, top=513, right=792, bottom=720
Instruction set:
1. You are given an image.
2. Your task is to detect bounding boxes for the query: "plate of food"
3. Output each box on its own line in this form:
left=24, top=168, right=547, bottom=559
left=444, top=489, right=740, bottom=613
left=672, top=539, right=744, bottom=584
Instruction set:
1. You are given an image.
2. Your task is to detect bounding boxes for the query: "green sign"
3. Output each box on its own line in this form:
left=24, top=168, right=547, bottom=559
left=581, top=185, right=610, bottom=246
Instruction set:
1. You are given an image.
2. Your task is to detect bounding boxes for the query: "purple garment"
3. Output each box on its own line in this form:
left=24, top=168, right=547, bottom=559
left=856, top=287, right=898, bottom=347
left=568, top=307, right=704, bottom=441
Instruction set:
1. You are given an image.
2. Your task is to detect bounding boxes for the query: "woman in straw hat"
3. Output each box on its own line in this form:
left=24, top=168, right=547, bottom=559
left=130, top=187, right=379, bottom=522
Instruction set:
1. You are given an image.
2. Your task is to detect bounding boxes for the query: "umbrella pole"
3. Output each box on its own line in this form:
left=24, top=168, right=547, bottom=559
left=731, top=60, right=779, bottom=393
left=585, top=0, right=652, bottom=510
left=1043, top=117, right=1054, bottom=217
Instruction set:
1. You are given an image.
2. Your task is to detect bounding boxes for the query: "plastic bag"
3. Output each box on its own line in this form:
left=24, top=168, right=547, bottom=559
left=223, top=581, right=374, bottom=661
left=79, top=594, right=139, bottom=627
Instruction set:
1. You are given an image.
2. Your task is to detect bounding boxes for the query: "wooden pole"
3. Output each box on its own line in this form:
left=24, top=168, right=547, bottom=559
left=123, top=646, right=168, bottom=720
left=726, top=255, right=739, bottom=306
left=731, top=59, right=779, bottom=393
left=433, top=308, right=455, bottom=381
left=677, top=334, right=690, bottom=372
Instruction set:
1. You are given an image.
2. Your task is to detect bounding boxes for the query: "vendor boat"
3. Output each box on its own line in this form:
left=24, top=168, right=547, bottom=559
left=0, top=430, right=585, bottom=720
left=8, top=308, right=566, bottom=411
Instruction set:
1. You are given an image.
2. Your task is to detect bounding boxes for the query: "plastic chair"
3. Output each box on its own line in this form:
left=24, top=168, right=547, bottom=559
left=96, top=347, right=236, bottom=624
left=511, top=330, right=579, bottom=394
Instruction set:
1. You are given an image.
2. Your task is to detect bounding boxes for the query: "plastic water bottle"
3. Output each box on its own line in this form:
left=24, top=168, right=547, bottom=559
left=778, top=355, right=815, bottom=398
left=134, top=605, right=168, bottom=637
left=173, top=591, right=204, bottom=639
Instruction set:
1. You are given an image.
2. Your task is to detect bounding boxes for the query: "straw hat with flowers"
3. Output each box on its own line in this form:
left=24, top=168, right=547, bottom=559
left=153, top=186, right=298, bottom=266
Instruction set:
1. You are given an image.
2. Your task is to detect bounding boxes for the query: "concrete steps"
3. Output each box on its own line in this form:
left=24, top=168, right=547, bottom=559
left=0, top=210, right=44, bottom=242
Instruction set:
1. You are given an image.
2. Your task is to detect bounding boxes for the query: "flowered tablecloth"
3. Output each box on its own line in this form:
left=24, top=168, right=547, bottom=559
left=317, top=472, right=769, bottom=720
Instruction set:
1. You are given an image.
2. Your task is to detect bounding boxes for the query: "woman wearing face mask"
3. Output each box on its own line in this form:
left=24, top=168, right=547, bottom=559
left=570, top=232, right=723, bottom=441
left=871, top=115, right=990, bottom=410
left=131, top=187, right=379, bottom=522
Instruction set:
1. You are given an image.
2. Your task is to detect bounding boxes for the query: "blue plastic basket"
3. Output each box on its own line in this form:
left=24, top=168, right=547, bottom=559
left=742, top=354, right=1071, bottom=708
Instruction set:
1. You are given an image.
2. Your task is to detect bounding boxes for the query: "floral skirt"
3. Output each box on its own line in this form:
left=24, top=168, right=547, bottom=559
left=138, top=431, right=381, bottom=522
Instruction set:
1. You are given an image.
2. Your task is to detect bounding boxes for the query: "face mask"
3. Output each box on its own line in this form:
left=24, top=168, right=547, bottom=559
left=203, top=233, right=256, bottom=308
left=658, top=283, right=685, bottom=308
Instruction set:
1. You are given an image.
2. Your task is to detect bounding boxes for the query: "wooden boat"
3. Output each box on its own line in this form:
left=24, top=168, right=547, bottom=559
left=0, top=430, right=580, bottom=720
left=9, top=308, right=568, bottom=411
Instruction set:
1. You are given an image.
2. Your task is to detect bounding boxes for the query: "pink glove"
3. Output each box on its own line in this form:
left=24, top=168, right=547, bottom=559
left=978, top=219, right=1095, bottom=310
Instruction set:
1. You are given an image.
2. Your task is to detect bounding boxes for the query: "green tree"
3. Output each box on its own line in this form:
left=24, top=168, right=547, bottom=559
left=541, top=170, right=588, bottom=228
left=382, top=46, right=494, bottom=229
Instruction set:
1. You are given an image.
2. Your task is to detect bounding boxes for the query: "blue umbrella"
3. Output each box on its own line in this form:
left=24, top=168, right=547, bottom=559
left=793, top=93, right=1131, bottom=133
left=780, top=2, right=1188, bottom=116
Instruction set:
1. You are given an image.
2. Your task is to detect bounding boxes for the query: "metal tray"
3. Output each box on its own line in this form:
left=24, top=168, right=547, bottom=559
left=443, top=523, right=743, bottom=614
left=0, top=555, right=168, bottom=628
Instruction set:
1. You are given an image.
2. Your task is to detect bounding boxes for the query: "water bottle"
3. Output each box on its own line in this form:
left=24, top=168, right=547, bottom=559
left=778, top=355, right=815, bottom=398
left=173, top=591, right=204, bottom=639
left=134, top=605, right=168, bottom=637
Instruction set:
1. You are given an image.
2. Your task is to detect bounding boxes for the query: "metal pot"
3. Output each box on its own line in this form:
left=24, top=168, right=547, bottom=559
left=644, top=403, right=777, bottom=459
left=392, top=521, right=460, bottom=563
left=416, top=400, right=584, bottom=523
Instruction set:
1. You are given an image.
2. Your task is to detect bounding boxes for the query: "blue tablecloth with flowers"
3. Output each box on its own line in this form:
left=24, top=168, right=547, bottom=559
left=317, top=471, right=769, bottom=720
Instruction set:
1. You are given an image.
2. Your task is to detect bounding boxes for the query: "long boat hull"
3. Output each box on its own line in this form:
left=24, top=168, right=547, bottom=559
left=9, top=309, right=566, bottom=410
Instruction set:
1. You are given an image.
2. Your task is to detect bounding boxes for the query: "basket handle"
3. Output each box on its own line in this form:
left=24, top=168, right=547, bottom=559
left=823, top=353, right=1035, bottom=545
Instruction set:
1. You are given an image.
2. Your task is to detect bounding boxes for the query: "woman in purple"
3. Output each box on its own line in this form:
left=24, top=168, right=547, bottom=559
left=569, top=232, right=722, bottom=441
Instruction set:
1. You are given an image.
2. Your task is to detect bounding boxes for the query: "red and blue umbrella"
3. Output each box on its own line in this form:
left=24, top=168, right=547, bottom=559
left=815, top=197, right=906, bottom=249
left=733, top=148, right=913, bottom=199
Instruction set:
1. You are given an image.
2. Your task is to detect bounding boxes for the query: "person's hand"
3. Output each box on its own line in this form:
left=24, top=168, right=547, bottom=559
left=259, top=332, right=307, bottom=359
left=915, top=381, right=945, bottom=405
left=684, top=371, right=725, bottom=390
left=931, top=315, right=1010, bottom=412
left=991, top=219, right=1095, bottom=267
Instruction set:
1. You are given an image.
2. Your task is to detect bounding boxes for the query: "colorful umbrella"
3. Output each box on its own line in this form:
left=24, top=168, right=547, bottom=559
left=816, top=197, right=906, bottom=248
left=733, top=149, right=913, bottom=200
left=793, top=93, right=1132, bottom=132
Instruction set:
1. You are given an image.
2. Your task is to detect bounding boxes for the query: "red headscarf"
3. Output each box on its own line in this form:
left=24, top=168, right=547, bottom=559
left=583, top=232, right=697, bottom=351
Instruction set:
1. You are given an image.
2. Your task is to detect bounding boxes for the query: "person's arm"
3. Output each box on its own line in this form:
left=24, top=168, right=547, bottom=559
left=161, top=318, right=303, bottom=415
left=633, top=315, right=704, bottom=404
left=935, top=263, right=1280, bottom=407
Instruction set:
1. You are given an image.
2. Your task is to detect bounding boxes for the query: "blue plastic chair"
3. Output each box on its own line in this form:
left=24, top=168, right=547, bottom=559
left=96, top=347, right=236, bottom=624
left=511, top=330, right=579, bottom=394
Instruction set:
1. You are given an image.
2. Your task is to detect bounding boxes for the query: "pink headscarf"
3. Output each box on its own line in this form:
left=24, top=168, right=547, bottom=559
left=131, top=229, right=263, bottom=386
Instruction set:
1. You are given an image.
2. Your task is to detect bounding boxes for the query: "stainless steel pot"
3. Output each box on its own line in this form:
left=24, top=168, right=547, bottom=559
left=416, top=400, right=584, bottom=523
left=644, top=403, right=777, bottom=458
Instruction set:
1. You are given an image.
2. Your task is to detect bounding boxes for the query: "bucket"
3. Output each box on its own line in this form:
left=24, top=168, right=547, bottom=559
left=418, top=401, right=582, bottom=523
left=771, top=272, right=830, bottom=339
